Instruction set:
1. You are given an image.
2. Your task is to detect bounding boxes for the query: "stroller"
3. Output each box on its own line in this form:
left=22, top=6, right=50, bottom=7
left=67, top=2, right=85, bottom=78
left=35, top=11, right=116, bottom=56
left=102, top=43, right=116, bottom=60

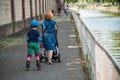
left=40, top=43, right=61, bottom=62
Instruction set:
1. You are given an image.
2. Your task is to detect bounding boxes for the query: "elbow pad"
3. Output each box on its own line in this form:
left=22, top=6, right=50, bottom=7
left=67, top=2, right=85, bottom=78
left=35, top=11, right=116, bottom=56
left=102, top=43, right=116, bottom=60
left=38, top=37, right=42, bottom=42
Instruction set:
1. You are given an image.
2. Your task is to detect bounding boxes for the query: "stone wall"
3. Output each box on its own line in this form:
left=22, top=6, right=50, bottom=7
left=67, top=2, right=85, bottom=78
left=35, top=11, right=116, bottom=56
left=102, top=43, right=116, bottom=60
left=0, top=0, right=11, bottom=25
left=0, top=0, right=58, bottom=39
left=25, top=0, right=30, bottom=19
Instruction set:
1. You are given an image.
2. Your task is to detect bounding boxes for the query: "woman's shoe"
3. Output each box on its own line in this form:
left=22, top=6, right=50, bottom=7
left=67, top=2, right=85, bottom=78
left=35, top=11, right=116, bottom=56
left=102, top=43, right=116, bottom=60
left=48, top=61, right=52, bottom=65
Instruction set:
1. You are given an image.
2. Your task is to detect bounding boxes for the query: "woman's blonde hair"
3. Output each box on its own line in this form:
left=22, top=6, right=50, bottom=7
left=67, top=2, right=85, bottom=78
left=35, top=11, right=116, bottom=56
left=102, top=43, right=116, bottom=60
left=43, top=11, right=53, bottom=20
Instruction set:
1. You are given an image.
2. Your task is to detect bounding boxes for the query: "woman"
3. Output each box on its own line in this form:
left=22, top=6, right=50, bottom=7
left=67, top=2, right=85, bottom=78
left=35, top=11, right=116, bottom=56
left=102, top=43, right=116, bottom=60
left=40, top=11, right=57, bottom=64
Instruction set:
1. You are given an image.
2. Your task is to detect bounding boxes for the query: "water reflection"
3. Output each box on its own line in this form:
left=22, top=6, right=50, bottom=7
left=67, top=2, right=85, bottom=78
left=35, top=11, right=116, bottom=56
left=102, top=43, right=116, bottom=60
left=94, top=30, right=120, bottom=54
left=79, top=9, right=120, bottom=58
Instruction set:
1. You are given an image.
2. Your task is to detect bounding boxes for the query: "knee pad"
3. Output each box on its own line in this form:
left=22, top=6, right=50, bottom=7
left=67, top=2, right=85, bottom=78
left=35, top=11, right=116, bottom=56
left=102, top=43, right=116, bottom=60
left=35, top=53, right=40, bottom=60
left=27, top=54, right=32, bottom=59
left=35, top=53, right=39, bottom=57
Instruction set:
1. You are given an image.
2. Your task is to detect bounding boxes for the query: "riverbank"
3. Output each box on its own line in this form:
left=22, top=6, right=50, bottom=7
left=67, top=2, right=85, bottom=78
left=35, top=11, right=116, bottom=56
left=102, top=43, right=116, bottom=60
left=101, top=11, right=120, bottom=16
left=70, top=2, right=120, bottom=16
left=96, top=4, right=120, bottom=16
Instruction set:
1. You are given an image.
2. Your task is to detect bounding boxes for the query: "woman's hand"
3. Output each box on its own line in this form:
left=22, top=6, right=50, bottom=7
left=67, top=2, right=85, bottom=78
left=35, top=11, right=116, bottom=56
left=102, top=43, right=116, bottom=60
left=39, top=42, right=43, bottom=48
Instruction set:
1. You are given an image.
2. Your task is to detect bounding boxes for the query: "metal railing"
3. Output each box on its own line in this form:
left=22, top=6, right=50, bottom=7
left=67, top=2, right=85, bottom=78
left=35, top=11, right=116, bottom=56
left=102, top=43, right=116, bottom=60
left=71, top=11, right=120, bottom=80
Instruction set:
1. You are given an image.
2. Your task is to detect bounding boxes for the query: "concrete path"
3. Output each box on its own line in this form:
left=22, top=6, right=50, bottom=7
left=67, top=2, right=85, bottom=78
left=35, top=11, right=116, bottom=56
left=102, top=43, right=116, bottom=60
left=0, top=13, right=85, bottom=80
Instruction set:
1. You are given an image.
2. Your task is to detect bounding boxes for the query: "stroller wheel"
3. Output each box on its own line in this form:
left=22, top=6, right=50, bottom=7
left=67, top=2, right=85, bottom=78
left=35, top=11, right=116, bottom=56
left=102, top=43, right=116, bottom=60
left=54, top=58, right=57, bottom=61
left=58, top=58, right=61, bottom=62
left=58, top=53, right=61, bottom=62
left=40, top=59, right=42, bottom=63
left=45, top=57, right=48, bottom=62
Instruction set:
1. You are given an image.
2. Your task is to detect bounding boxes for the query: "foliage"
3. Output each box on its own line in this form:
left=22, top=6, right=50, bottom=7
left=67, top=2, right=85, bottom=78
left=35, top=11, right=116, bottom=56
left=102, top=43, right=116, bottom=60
left=66, top=0, right=80, bottom=3
left=65, top=0, right=120, bottom=3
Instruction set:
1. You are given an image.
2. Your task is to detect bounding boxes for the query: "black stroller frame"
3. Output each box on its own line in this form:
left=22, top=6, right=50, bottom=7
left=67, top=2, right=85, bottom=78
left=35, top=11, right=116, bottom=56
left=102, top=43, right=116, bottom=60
left=40, top=44, right=61, bottom=62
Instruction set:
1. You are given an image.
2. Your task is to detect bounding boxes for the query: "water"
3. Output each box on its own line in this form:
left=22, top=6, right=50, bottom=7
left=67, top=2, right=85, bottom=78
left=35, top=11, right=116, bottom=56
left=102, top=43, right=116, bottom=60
left=79, top=9, right=120, bottom=61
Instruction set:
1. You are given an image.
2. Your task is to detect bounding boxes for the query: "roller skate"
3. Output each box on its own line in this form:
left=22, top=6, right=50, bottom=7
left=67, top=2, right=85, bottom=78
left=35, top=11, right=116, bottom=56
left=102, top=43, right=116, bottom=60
left=26, top=61, right=30, bottom=71
left=36, top=60, right=41, bottom=71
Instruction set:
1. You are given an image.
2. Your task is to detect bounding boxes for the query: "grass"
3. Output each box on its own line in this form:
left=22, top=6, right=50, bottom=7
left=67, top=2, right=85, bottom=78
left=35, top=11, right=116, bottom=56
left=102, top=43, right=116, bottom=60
left=0, top=28, right=28, bottom=49
left=0, top=37, right=24, bottom=49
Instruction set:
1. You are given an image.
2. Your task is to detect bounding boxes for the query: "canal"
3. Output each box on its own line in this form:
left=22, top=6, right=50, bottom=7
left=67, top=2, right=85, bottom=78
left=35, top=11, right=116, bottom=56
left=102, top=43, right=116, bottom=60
left=79, top=9, right=120, bottom=62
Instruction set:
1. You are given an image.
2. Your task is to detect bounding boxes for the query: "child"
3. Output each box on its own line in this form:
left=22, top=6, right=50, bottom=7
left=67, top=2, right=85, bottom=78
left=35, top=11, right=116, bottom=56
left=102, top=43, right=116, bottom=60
left=26, top=20, right=42, bottom=71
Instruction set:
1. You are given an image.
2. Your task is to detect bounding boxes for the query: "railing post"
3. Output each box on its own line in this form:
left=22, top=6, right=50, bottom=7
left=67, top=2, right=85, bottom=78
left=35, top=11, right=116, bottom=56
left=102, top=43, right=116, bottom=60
left=11, top=0, right=15, bottom=33
left=44, top=0, right=46, bottom=11
left=35, top=0, right=37, bottom=20
left=46, top=0, right=48, bottom=10
left=30, top=0, right=33, bottom=20
left=47, top=0, right=51, bottom=10
left=48, top=0, right=50, bottom=10
left=46, top=0, right=47, bottom=11
left=39, top=0, right=42, bottom=20
left=42, top=0, right=44, bottom=14
left=22, top=0, right=26, bottom=28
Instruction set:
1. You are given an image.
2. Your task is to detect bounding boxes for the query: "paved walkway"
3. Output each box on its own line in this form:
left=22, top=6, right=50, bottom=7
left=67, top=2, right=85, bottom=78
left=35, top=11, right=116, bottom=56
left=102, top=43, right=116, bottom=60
left=0, top=13, right=85, bottom=80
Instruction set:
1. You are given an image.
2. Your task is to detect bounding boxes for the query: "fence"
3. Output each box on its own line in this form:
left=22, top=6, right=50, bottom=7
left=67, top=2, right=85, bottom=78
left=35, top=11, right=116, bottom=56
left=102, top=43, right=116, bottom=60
left=0, top=0, right=57, bottom=39
left=71, top=11, right=120, bottom=80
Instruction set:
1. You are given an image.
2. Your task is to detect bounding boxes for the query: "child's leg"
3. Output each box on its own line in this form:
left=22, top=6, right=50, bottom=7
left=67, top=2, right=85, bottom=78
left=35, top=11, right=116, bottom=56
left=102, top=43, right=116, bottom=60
left=26, top=54, right=32, bottom=71
left=34, top=43, right=41, bottom=70
left=34, top=53, right=41, bottom=70
left=35, top=53, right=40, bottom=60
left=26, top=43, right=33, bottom=71
left=26, top=54, right=32, bottom=61
left=34, top=44, right=40, bottom=61
left=27, top=43, right=33, bottom=61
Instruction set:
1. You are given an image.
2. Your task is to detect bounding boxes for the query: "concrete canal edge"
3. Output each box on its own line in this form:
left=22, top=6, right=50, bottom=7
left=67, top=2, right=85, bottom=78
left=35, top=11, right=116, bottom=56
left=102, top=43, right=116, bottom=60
left=70, top=13, right=91, bottom=80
